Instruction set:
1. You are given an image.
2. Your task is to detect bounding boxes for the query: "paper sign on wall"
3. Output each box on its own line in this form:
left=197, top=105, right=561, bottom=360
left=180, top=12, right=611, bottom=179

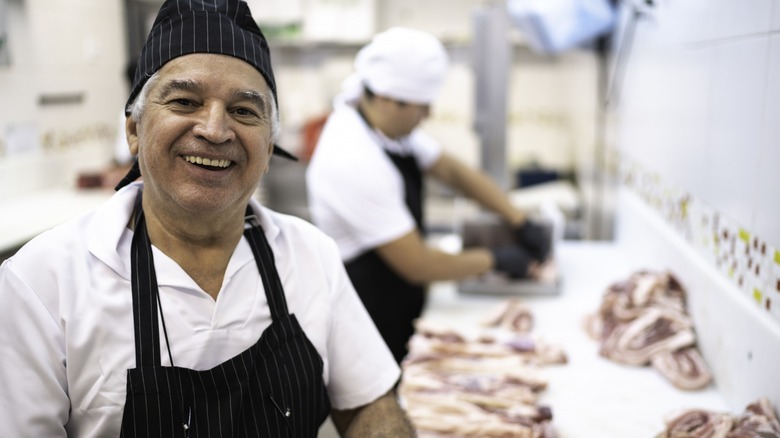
left=5, top=123, right=40, bottom=156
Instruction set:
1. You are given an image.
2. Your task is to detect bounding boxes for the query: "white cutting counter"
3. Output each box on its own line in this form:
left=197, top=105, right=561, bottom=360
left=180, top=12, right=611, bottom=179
left=0, top=188, right=113, bottom=254
left=421, top=241, right=729, bottom=438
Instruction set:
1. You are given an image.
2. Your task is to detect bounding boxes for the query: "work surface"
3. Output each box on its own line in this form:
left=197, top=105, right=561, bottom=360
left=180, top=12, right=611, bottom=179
left=422, top=241, right=728, bottom=438
left=0, top=188, right=112, bottom=254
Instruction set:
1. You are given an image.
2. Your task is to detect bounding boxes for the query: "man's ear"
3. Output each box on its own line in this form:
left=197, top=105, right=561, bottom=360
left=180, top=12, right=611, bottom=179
left=126, top=116, right=139, bottom=156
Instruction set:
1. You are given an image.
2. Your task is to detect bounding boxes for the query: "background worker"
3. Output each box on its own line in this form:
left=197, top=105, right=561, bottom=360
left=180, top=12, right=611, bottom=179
left=0, top=1, right=414, bottom=436
left=306, top=27, right=551, bottom=364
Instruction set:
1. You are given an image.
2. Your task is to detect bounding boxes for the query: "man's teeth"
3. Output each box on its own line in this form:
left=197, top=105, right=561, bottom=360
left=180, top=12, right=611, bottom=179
left=185, top=156, right=232, bottom=168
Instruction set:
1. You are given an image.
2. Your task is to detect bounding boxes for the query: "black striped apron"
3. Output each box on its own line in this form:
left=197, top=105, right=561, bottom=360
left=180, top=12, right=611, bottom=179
left=120, top=196, right=330, bottom=437
left=345, top=150, right=427, bottom=364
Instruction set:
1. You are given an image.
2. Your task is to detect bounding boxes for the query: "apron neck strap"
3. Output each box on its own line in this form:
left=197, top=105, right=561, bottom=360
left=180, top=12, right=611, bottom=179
left=130, top=192, right=164, bottom=367
left=243, top=207, right=289, bottom=320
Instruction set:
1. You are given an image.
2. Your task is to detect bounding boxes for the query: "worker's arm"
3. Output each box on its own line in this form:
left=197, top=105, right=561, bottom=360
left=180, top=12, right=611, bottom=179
left=426, top=152, right=551, bottom=264
left=427, top=152, right=526, bottom=226
left=375, top=228, right=493, bottom=284
left=330, top=390, right=416, bottom=437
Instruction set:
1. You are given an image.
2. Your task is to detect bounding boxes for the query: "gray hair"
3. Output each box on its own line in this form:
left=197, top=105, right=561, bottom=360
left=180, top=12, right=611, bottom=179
left=125, top=71, right=281, bottom=143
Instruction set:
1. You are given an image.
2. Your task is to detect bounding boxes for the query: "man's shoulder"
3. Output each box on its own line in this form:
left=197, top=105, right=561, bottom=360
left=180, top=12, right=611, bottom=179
left=8, top=208, right=97, bottom=274
left=8, top=187, right=134, bottom=277
left=258, top=205, right=332, bottom=243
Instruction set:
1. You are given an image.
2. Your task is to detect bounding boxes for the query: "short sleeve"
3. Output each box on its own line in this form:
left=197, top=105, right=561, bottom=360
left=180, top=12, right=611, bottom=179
left=0, top=260, right=69, bottom=436
left=307, top=120, right=419, bottom=260
left=408, top=129, right=442, bottom=169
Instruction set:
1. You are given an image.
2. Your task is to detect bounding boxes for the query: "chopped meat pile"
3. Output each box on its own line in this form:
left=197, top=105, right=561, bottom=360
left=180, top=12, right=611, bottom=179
left=400, top=300, right=564, bottom=437
left=585, top=270, right=713, bottom=390
left=658, top=397, right=780, bottom=437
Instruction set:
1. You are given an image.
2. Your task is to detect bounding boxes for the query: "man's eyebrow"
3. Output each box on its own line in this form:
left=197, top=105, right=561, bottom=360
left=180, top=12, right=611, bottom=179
left=157, top=80, right=270, bottom=112
left=158, top=79, right=201, bottom=100
left=232, top=89, right=270, bottom=113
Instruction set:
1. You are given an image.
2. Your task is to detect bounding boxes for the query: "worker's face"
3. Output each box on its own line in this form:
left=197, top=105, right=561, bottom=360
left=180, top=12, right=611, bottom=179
left=378, top=96, right=430, bottom=138
left=127, top=54, right=274, bottom=216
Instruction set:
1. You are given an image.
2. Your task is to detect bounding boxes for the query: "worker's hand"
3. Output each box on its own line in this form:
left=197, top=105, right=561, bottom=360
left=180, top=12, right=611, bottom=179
left=490, top=245, right=534, bottom=279
left=513, top=220, right=551, bottom=262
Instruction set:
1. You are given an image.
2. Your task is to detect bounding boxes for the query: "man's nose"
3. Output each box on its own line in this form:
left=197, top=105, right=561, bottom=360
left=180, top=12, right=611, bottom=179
left=193, top=105, right=235, bottom=144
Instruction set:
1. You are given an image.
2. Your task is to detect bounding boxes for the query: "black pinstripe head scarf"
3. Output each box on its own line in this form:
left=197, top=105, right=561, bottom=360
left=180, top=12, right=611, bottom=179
left=116, top=0, right=295, bottom=191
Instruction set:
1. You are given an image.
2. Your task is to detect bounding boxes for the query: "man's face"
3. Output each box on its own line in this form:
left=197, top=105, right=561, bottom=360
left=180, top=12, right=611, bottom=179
left=127, top=54, right=274, bottom=217
left=378, top=96, right=430, bottom=139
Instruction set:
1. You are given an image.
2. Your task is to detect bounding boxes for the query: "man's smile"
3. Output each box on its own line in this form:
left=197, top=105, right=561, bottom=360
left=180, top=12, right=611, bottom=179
left=184, top=155, right=233, bottom=170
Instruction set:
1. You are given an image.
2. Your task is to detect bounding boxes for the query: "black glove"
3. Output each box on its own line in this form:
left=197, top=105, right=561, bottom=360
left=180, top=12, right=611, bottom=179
left=490, top=245, right=533, bottom=279
left=513, top=219, right=551, bottom=262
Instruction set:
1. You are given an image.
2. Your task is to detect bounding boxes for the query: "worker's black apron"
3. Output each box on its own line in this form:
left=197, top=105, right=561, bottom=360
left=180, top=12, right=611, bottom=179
left=345, top=150, right=426, bottom=364
left=120, top=195, right=330, bottom=437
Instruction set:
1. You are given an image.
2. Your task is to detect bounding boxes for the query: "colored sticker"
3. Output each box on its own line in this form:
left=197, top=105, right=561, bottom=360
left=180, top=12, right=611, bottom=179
left=739, top=229, right=750, bottom=244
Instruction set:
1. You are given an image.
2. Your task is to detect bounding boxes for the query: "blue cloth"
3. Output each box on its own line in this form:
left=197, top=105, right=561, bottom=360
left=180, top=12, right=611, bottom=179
left=508, top=0, right=616, bottom=54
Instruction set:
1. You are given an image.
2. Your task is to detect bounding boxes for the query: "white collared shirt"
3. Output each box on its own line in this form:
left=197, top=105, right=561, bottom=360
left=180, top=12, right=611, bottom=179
left=0, top=182, right=399, bottom=437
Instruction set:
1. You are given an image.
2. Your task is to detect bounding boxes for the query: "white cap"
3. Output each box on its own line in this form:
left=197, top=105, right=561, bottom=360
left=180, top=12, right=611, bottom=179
left=352, top=27, right=449, bottom=105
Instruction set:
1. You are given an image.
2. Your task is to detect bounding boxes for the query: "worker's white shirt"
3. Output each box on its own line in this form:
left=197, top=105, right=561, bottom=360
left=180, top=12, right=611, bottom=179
left=0, top=182, right=399, bottom=437
left=306, top=102, right=442, bottom=261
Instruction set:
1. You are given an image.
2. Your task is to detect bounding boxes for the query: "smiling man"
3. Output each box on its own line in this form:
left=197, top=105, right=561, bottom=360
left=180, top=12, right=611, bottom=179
left=0, top=1, right=413, bottom=436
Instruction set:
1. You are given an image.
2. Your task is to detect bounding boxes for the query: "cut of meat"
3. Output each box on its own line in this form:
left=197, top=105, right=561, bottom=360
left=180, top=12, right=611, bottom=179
left=661, top=409, right=734, bottom=438
left=659, top=398, right=780, bottom=438
left=585, top=270, right=712, bottom=390
left=602, top=308, right=695, bottom=366
left=728, top=397, right=780, bottom=437
left=651, top=347, right=713, bottom=390
left=481, top=299, right=535, bottom=333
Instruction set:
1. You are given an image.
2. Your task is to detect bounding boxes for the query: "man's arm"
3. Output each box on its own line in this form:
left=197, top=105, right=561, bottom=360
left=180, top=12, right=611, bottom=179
left=375, top=229, right=493, bottom=284
left=428, top=153, right=553, bottom=262
left=330, top=390, right=416, bottom=437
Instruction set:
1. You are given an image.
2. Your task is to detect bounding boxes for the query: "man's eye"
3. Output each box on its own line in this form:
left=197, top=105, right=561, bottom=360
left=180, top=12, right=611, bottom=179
left=171, top=98, right=194, bottom=106
left=234, top=107, right=258, bottom=117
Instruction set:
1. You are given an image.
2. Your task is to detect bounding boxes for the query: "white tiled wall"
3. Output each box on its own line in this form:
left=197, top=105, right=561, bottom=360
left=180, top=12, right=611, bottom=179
left=756, top=35, right=780, bottom=247
left=774, top=0, right=780, bottom=30
left=651, top=0, right=716, bottom=45
left=705, top=37, right=767, bottom=228
left=710, top=0, right=774, bottom=39
left=615, top=1, right=779, bottom=249
left=612, top=0, right=780, bottom=340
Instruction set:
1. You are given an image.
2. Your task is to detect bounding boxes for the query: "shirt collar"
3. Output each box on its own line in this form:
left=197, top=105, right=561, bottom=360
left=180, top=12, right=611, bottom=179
left=87, top=182, right=280, bottom=283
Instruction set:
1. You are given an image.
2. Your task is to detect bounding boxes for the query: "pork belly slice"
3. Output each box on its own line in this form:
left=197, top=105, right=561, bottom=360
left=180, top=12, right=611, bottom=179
left=651, top=347, right=713, bottom=390
left=599, top=271, right=688, bottom=323
left=728, top=397, right=780, bottom=437
left=660, top=409, right=734, bottom=438
left=404, top=393, right=540, bottom=438
left=482, top=299, right=535, bottom=334
left=399, top=367, right=539, bottom=405
left=407, top=322, right=567, bottom=366
left=602, top=308, right=695, bottom=366
left=408, top=355, right=549, bottom=392
left=414, top=319, right=468, bottom=343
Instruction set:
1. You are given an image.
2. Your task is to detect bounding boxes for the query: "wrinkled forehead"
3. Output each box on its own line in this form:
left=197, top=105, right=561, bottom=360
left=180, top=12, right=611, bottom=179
left=153, top=54, right=273, bottom=96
